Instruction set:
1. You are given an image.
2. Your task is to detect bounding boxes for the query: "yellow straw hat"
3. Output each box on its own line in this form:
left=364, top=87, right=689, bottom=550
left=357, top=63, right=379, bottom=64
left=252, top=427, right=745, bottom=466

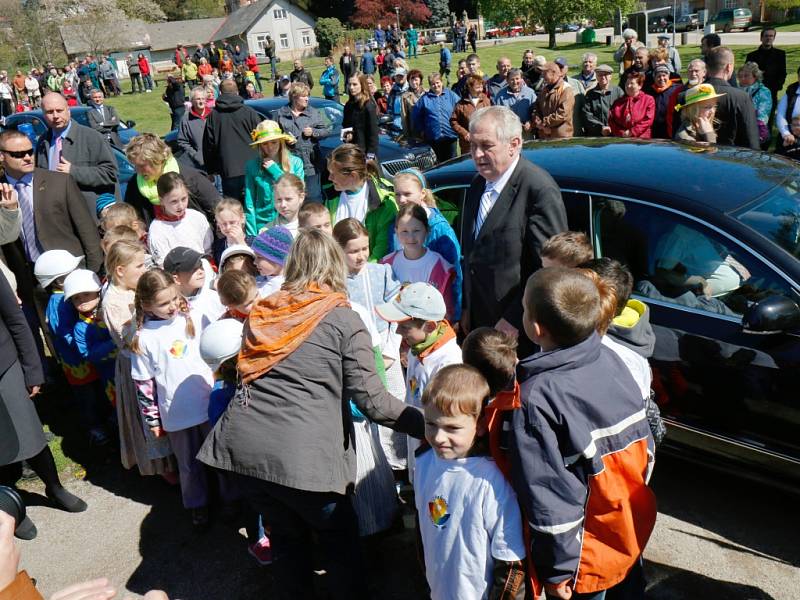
left=675, top=83, right=726, bottom=111
left=249, top=119, right=296, bottom=146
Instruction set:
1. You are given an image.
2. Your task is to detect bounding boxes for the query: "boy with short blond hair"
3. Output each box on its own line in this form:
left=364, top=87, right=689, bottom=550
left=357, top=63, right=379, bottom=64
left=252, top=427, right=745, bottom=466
left=415, top=364, right=527, bottom=600
left=513, top=267, right=656, bottom=599
left=540, top=231, right=593, bottom=268
left=298, top=201, right=332, bottom=233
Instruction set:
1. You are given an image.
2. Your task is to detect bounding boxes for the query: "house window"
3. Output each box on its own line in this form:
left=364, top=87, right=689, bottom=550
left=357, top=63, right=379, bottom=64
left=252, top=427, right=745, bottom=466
left=723, top=0, right=737, bottom=7
left=273, top=8, right=287, bottom=19
left=256, top=34, right=271, bottom=53
left=301, top=30, right=312, bottom=46
left=279, top=33, right=289, bottom=49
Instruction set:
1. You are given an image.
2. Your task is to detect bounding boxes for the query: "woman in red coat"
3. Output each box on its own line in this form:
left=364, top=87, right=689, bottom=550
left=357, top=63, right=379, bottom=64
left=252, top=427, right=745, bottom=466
left=609, top=72, right=655, bottom=139
left=137, top=53, right=154, bottom=92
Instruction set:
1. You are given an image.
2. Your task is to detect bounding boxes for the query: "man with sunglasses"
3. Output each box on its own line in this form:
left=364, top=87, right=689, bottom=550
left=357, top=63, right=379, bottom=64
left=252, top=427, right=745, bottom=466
left=34, top=92, right=119, bottom=223
left=0, top=129, right=102, bottom=315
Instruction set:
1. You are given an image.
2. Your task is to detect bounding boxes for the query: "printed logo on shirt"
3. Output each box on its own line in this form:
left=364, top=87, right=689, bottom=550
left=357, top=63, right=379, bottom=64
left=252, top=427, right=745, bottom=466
left=409, top=376, right=420, bottom=405
left=428, top=496, right=450, bottom=528
left=169, top=340, right=188, bottom=359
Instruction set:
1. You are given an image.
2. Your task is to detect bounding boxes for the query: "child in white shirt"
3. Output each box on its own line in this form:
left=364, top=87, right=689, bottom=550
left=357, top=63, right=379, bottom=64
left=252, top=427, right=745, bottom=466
left=163, top=247, right=224, bottom=331
left=376, top=282, right=461, bottom=480
left=415, top=364, right=527, bottom=600
left=251, top=225, right=293, bottom=298
left=148, top=172, right=213, bottom=266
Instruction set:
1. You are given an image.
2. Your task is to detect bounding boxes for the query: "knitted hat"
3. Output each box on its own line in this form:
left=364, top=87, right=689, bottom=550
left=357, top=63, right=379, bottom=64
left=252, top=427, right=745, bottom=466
left=251, top=226, right=293, bottom=266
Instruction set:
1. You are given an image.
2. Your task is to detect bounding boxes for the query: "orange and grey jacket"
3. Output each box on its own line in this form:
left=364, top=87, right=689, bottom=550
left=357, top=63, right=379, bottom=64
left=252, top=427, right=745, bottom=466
left=511, top=332, right=657, bottom=594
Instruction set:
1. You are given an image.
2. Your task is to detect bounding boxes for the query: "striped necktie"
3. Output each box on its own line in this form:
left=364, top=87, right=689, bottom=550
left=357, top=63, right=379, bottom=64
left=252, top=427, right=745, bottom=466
left=15, top=181, right=40, bottom=262
left=473, top=183, right=495, bottom=239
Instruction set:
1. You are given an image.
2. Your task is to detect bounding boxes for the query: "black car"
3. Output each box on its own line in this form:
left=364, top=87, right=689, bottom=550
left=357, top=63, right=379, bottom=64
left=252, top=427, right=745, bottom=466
left=168, top=97, right=437, bottom=178
left=425, top=138, right=800, bottom=488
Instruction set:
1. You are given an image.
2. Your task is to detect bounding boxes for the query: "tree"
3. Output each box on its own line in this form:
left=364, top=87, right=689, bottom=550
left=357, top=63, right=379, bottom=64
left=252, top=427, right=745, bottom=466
left=118, top=0, right=167, bottom=22
left=314, top=17, right=345, bottom=56
left=65, top=0, right=127, bottom=57
left=158, top=0, right=224, bottom=20
left=765, top=0, right=800, bottom=19
left=428, top=0, right=450, bottom=27
left=350, top=0, right=431, bottom=29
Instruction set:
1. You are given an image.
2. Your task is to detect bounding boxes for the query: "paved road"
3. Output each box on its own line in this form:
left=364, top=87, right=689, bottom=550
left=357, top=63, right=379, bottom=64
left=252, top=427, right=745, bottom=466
left=13, top=452, right=798, bottom=599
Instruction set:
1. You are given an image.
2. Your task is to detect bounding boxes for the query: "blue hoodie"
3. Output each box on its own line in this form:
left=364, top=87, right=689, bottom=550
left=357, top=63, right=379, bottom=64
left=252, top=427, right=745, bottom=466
left=412, top=89, right=459, bottom=142
left=319, top=64, right=339, bottom=98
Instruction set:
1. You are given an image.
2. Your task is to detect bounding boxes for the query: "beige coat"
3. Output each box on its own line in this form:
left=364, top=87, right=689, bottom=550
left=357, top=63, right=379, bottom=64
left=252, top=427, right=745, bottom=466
left=534, top=80, right=575, bottom=139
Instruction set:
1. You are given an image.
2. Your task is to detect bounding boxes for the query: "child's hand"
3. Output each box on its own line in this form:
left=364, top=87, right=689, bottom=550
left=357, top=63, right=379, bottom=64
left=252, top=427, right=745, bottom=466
left=262, top=159, right=275, bottom=170
left=150, top=426, right=165, bottom=438
left=50, top=578, right=116, bottom=600
left=544, top=581, right=573, bottom=600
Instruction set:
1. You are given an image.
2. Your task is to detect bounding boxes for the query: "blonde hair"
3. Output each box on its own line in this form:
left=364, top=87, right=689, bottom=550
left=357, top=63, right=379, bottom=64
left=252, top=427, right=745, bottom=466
left=101, top=225, right=140, bottom=254
left=105, top=239, right=147, bottom=286
left=327, top=144, right=379, bottom=185
left=214, top=197, right=245, bottom=219
left=422, top=364, right=489, bottom=419
left=125, top=133, right=172, bottom=171
left=282, top=228, right=347, bottom=295
left=102, top=202, right=142, bottom=233
left=393, top=170, right=436, bottom=207
left=298, top=201, right=329, bottom=227
left=258, top=136, right=292, bottom=174
left=275, top=173, right=306, bottom=197
left=131, top=269, right=194, bottom=354
left=288, top=82, right=310, bottom=102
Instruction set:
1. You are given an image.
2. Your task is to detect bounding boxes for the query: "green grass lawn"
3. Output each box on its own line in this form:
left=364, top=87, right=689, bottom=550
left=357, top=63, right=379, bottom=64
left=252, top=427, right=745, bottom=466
left=106, top=39, right=800, bottom=137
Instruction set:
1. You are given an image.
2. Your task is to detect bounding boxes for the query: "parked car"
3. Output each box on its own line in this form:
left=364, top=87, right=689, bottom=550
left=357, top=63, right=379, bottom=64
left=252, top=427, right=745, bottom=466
left=675, top=13, right=700, bottom=32
left=424, top=138, right=800, bottom=489
left=166, top=97, right=437, bottom=179
left=2, top=106, right=139, bottom=151
left=710, top=7, right=752, bottom=32
left=648, top=14, right=674, bottom=33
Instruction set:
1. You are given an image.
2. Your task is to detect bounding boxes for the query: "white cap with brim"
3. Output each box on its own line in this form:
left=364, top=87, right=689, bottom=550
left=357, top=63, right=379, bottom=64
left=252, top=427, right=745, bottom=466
left=34, top=250, right=83, bottom=289
left=220, top=244, right=256, bottom=268
left=200, top=318, right=244, bottom=371
left=375, top=282, right=446, bottom=323
left=63, top=269, right=102, bottom=301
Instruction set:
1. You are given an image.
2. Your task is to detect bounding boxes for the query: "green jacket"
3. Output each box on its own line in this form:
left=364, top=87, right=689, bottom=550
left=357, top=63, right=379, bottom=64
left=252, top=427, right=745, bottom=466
left=327, top=176, right=398, bottom=262
left=243, top=154, right=304, bottom=235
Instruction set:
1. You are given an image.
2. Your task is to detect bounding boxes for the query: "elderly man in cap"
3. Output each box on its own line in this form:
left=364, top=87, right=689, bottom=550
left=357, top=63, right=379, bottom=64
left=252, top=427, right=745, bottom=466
left=658, top=34, right=682, bottom=74
left=582, top=64, right=623, bottom=137
left=533, top=61, right=575, bottom=139
left=556, top=56, right=585, bottom=135
left=527, top=55, right=548, bottom=93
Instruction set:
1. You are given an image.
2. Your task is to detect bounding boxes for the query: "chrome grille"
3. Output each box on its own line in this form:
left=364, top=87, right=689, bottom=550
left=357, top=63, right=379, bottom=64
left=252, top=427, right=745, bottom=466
left=381, top=150, right=438, bottom=176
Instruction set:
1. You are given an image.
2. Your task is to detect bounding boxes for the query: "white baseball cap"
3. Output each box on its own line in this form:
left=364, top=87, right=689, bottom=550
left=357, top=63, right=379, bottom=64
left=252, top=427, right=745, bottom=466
left=34, top=250, right=83, bottom=288
left=63, top=269, right=101, bottom=301
left=375, top=282, right=446, bottom=323
left=220, top=244, right=255, bottom=269
left=200, top=318, right=244, bottom=370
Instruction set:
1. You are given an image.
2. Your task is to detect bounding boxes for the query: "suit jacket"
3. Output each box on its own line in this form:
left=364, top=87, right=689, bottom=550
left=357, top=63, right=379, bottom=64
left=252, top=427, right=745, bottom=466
left=0, top=169, right=103, bottom=305
left=459, top=158, right=567, bottom=335
left=35, top=121, right=120, bottom=221
left=86, top=104, right=123, bottom=148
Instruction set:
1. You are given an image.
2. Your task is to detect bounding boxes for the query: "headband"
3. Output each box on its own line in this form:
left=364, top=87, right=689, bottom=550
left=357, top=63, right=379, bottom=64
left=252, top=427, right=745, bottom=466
left=395, top=168, right=427, bottom=189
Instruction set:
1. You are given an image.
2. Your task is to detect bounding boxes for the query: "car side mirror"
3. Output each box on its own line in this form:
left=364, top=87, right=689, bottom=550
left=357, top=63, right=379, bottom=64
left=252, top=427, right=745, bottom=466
left=742, top=295, right=800, bottom=334
left=125, top=120, right=136, bottom=128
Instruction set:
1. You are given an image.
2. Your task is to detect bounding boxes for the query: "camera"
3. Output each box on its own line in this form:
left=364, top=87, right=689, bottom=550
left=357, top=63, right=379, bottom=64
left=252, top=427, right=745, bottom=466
left=0, top=485, right=36, bottom=540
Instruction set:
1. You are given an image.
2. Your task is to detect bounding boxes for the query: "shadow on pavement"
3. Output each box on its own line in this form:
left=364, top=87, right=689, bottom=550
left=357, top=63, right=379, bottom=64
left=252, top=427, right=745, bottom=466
left=645, top=559, right=777, bottom=599
left=650, top=453, right=800, bottom=568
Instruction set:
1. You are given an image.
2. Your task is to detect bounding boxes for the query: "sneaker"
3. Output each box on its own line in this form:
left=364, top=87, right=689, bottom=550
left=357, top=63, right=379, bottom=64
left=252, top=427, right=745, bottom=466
left=247, top=536, right=273, bottom=566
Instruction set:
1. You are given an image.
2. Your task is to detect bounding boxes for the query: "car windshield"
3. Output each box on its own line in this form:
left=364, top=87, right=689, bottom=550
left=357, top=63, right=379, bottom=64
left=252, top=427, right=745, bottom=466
left=735, top=177, right=800, bottom=258
left=318, top=103, right=343, bottom=132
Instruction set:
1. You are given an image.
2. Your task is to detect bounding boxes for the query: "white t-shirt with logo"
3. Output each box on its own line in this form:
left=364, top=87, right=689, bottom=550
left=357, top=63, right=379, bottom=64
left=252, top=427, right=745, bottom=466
left=390, top=249, right=442, bottom=286
left=414, top=450, right=526, bottom=600
left=148, top=209, right=214, bottom=267
left=130, top=311, right=213, bottom=432
left=187, top=286, right=225, bottom=332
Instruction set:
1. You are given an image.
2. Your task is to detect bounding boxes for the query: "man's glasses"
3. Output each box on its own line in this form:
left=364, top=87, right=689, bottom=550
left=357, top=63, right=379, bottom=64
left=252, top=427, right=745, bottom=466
left=1, top=148, right=34, bottom=158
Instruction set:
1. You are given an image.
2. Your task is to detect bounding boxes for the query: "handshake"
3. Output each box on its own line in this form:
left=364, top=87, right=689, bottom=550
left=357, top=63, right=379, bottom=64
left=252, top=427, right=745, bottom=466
left=0, top=486, right=168, bottom=600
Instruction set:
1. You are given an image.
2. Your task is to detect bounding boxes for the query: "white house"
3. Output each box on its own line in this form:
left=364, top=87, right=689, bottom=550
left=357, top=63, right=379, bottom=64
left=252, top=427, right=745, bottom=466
left=214, top=0, right=317, bottom=60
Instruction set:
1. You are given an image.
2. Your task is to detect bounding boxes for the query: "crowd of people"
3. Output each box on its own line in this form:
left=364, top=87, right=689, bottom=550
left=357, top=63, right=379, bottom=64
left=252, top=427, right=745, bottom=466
left=0, top=23, right=793, bottom=600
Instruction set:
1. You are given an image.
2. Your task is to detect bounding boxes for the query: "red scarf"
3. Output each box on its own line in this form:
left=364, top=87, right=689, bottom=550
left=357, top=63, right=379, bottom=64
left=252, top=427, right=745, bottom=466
left=190, top=107, right=210, bottom=120
left=153, top=206, right=185, bottom=222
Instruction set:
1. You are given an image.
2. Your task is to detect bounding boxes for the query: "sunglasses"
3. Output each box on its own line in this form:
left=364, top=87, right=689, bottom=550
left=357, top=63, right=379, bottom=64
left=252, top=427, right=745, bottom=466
left=1, top=148, right=34, bottom=159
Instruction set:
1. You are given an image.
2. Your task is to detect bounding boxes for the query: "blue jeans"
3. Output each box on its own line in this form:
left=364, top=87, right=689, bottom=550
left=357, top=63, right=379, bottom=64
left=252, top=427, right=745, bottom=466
left=240, top=477, right=366, bottom=600
left=269, top=56, right=277, bottom=80
left=304, top=172, right=324, bottom=203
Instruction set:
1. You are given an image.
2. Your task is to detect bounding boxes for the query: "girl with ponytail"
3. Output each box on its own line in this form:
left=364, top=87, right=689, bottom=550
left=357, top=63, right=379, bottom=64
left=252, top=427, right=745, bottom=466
left=130, top=268, right=229, bottom=529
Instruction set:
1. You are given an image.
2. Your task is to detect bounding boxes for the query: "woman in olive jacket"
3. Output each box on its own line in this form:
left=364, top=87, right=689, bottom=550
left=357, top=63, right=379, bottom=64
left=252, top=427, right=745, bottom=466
left=198, top=228, right=422, bottom=599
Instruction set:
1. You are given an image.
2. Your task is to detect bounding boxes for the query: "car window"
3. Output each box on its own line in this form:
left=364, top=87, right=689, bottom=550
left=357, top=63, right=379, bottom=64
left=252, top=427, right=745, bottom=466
left=592, top=196, right=796, bottom=317
left=431, top=186, right=467, bottom=234
left=72, top=110, right=89, bottom=128
left=734, top=176, right=800, bottom=258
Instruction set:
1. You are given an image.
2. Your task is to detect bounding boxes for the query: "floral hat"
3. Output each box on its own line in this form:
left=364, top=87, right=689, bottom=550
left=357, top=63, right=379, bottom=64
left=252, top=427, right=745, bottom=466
left=676, top=83, right=725, bottom=111
left=250, top=119, right=296, bottom=146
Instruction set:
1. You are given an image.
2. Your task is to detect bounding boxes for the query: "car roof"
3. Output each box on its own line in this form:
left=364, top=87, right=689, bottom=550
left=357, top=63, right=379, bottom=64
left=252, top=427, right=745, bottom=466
left=245, top=97, right=340, bottom=113
left=426, top=138, right=793, bottom=214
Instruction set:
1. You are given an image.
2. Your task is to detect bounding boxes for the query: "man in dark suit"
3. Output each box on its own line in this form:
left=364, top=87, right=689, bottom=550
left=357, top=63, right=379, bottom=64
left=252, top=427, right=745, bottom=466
left=0, top=129, right=103, bottom=309
left=706, top=47, right=760, bottom=150
left=746, top=28, right=786, bottom=132
left=35, top=92, right=119, bottom=222
left=86, top=89, right=123, bottom=148
left=459, top=106, right=567, bottom=348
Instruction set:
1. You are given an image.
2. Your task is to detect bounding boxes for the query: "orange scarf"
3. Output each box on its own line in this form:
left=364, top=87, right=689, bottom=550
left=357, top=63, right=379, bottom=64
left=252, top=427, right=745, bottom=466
left=238, top=285, right=349, bottom=383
